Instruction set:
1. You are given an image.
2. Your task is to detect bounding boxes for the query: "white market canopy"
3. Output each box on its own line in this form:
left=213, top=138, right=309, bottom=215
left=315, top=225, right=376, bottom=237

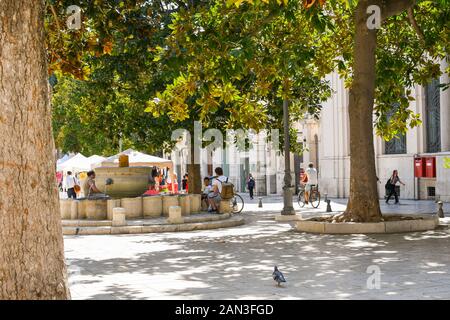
left=98, top=149, right=173, bottom=169
left=57, top=153, right=91, bottom=172
left=56, top=154, right=72, bottom=167
left=87, top=155, right=106, bottom=169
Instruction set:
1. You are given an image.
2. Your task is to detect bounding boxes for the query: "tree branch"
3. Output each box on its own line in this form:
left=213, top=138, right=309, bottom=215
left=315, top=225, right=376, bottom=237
left=406, top=7, right=426, bottom=45
left=382, top=0, right=414, bottom=20
left=49, top=4, right=61, bottom=32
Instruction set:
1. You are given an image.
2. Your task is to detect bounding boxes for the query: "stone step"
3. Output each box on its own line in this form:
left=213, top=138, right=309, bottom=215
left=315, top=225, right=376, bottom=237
left=62, top=216, right=245, bottom=235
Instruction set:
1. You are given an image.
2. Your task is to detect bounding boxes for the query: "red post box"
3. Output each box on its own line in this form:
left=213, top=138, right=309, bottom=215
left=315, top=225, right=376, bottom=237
left=414, top=158, right=425, bottom=177
left=425, top=157, right=436, bottom=178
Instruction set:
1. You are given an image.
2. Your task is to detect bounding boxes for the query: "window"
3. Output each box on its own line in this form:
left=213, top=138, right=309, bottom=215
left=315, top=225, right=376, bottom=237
left=385, top=134, right=407, bottom=154
left=384, top=104, right=407, bottom=154
left=425, top=78, right=441, bottom=153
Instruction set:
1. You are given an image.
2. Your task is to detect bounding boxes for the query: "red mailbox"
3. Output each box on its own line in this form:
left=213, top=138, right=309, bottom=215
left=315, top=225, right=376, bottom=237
left=425, top=157, right=436, bottom=178
left=414, top=158, right=425, bottom=177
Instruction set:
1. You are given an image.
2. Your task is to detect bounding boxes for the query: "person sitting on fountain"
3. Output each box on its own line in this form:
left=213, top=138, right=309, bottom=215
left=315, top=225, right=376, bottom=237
left=143, top=183, right=159, bottom=196
left=83, top=170, right=106, bottom=199
left=201, top=176, right=212, bottom=211
left=208, top=167, right=228, bottom=213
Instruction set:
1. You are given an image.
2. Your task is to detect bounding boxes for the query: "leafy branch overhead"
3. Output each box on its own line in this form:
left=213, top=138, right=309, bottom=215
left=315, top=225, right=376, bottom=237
left=225, top=0, right=450, bottom=141
left=145, top=0, right=332, bottom=138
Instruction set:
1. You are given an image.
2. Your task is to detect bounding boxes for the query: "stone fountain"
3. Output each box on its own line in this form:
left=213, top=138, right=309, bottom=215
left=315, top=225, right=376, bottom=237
left=95, top=166, right=152, bottom=198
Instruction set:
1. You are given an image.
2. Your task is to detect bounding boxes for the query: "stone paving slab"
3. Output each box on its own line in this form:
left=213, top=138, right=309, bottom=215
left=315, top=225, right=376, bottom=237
left=65, top=196, right=450, bottom=300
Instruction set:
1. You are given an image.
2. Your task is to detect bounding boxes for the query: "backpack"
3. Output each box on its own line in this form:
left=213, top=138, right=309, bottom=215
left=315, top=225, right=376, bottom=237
left=248, top=178, right=255, bottom=188
left=385, top=178, right=393, bottom=190
left=219, top=177, right=234, bottom=199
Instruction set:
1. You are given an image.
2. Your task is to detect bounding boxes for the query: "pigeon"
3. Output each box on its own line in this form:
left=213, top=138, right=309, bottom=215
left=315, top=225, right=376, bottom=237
left=272, top=266, right=286, bottom=287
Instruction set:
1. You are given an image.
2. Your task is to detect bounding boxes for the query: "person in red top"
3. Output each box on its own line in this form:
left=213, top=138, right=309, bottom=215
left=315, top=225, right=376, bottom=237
left=144, top=184, right=159, bottom=196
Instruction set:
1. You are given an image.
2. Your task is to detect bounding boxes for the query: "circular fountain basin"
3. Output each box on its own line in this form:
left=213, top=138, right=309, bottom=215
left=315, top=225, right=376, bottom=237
left=95, top=166, right=152, bottom=198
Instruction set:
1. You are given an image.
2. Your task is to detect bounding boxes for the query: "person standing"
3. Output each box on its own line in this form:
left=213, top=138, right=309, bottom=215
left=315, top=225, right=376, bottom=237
left=182, top=174, right=188, bottom=192
left=385, top=170, right=405, bottom=204
left=65, top=171, right=78, bottom=199
left=304, top=162, right=318, bottom=205
left=247, top=173, right=255, bottom=200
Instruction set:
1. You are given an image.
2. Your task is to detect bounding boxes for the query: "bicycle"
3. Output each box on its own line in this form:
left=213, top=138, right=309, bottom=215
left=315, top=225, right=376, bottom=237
left=297, top=184, right=321, bottom=208
left=229, top=193, right=244, bottom=214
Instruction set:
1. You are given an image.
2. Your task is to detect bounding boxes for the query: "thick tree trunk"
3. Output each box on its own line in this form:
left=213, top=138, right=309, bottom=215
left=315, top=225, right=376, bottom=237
left=0, top=0, right=70, bottom=299
left=188, top=132, right=202, bottom=194
left=340, top=0, right=414, bottom=222
left=342, top=0, right=382, bottom=222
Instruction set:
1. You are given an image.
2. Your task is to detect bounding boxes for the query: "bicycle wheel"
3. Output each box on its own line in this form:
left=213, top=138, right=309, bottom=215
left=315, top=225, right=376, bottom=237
left=297, top=190, right=306, bottom=207
left=310, top=190, right=321, bottom=208
left=230, top=194, right=244, bottom=214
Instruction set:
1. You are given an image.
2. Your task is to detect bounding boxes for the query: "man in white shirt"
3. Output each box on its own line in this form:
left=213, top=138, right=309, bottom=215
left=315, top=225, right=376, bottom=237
left=65, top=171, right=78, bottom=199
left=208, top=167, right=228, bottom=212
left=304, top=162, right=318, bottom=204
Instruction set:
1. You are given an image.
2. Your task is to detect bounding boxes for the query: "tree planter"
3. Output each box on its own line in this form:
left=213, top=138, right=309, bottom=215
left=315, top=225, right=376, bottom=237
left=296, top=214, right=439, bottom=234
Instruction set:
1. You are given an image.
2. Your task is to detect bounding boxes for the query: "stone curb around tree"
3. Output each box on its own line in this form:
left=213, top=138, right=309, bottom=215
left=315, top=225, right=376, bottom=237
left=62, top=214, right=245, bottom=235
left=295, top=214, right=440, bottom=234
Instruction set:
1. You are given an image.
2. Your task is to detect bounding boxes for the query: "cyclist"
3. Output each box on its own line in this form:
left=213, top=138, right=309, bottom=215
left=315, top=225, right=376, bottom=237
left=304, top=162, right=318, bottom=205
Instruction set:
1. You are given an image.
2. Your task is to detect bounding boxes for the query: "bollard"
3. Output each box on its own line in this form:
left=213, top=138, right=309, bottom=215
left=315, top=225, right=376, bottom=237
left=167, top=206, right=184, bottom=224
left=258, top=197, right=263, bottom=208
left=326, top=199, right=332, bottom=213
left=112, top=208, right=127, bottom=227
left=437, top=201, right=444, bottom=218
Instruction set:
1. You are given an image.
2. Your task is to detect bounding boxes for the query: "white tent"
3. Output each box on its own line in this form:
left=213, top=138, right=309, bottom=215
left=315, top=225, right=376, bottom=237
left=99, top=149, right=172, bottom=169
left=87, top=155, right=106, bottom=169
left=56, top=154, right=73, bottom=168
left=57, top=153, right=91, bottom=172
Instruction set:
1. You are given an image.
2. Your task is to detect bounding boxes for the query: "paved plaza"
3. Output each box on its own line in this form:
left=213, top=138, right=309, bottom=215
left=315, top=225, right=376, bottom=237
left=65, top=195, right=450, bottom=300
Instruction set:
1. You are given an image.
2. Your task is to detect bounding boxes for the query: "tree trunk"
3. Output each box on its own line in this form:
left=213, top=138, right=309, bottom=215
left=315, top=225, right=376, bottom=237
left=341, top=0, right=414, bottom=222
left=342, top=0, right=382, bottom=222
left=188, top=131, right=202, bottom=194
left=0, top=0, right=70, bottom=299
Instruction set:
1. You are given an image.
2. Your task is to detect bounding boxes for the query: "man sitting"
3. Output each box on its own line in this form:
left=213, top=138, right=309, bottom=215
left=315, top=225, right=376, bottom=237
left=208, top=167, right=228, bottom=213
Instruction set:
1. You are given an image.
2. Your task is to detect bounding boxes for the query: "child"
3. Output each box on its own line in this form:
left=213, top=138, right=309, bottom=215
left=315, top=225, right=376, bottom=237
left=201, top=177, right=212, bottom=211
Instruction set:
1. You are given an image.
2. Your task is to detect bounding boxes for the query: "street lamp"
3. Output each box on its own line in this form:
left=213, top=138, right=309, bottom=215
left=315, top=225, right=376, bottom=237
left=281, top=99, right=295, bottom=215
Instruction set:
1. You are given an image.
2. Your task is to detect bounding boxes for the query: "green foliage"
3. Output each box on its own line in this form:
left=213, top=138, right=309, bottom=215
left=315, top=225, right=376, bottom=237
left=225, top=0, right=450, bottom=142
left=47, top=0, right=450, bottom=155
left=47, top=1, right=187, bottom=155
left=146, top=0, right=332, bottom=152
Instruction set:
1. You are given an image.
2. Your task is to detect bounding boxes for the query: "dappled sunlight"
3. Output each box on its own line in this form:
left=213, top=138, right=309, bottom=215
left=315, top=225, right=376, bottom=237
left=65, top=208, right=450, bottom=299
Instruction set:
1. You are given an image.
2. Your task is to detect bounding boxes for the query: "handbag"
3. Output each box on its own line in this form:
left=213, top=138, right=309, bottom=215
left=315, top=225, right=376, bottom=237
left=73, top=176, right=81, bottom=193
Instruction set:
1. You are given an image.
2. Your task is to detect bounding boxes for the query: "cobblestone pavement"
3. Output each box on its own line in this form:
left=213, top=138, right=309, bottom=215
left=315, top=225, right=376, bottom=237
left=65, top=195, right=450, bottom=300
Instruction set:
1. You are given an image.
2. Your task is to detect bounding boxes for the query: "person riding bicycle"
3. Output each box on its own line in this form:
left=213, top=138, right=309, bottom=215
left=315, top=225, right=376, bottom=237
left=304, top=162, right=318, bottom=205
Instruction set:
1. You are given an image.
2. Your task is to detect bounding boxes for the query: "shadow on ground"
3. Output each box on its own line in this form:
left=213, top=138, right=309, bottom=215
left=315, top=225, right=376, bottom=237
left=65, top=210, right=450, bottom=300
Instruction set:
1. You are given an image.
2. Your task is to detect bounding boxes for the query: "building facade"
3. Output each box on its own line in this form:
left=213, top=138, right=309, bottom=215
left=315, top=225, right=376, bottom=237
left=169, top=60, right=450, bottom=201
